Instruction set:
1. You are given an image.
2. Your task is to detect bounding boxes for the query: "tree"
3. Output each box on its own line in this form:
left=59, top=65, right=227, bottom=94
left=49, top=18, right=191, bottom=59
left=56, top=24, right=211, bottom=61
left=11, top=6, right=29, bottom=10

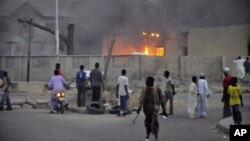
left=17, top=17, right=74, bottom=55
left=103, top=35, right=116, bottom=81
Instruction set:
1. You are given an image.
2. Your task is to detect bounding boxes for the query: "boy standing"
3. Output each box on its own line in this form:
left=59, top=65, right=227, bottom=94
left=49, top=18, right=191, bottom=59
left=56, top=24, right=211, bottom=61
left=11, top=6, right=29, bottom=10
left=228, top=77, right=243, bottom=125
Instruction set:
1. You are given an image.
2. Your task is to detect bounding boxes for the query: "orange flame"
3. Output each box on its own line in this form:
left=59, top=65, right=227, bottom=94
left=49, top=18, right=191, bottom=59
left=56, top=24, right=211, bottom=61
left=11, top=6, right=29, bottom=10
left=144, top=46, right=149, bottom=55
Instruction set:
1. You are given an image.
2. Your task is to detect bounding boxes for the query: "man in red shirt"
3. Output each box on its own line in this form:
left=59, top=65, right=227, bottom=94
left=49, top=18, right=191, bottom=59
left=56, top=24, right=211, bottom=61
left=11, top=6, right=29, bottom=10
left=221, top=67, right=232, bottom=118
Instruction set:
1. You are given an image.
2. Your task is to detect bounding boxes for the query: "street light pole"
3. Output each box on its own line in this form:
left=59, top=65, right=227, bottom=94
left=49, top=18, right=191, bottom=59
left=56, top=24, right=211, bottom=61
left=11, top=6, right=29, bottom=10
left=55, top=0, right=59, bottom=62
left=26, top=24, right=31, bottom=82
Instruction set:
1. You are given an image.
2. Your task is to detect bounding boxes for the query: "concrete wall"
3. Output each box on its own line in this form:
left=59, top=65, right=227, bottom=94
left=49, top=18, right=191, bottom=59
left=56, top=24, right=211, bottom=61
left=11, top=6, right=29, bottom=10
left=188, top=24, right=250, bottom=56
left=0, top=55, right=244, bottom=82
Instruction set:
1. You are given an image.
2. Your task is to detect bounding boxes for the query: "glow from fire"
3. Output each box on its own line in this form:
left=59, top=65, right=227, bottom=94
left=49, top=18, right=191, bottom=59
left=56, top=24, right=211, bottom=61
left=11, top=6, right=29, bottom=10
left=144, top=45, right=149, bottom=55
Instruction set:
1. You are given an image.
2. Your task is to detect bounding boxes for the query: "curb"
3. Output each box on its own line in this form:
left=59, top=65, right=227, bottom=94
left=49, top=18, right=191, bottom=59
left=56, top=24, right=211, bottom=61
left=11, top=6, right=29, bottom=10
left=216, top=112, right=250, bottom=134
left=216, top=121, right=229, bottom=134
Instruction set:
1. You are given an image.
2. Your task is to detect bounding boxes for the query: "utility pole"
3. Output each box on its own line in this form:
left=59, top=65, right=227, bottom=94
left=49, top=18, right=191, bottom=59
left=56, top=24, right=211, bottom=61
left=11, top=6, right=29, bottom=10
left=26, top=24, right=31, bottom=82
left=55, top=0, right=59, bottom=62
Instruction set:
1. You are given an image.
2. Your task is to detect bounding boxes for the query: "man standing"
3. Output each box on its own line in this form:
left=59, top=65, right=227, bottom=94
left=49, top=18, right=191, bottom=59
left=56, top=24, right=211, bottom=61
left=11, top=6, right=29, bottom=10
left=0, top=71, right=12, bottom=111
left=162, top=70, right=176, bottom=115
left=90, top=62, right=105, bottom=102
left=116, top=69, right=129, bottom=116
left=76, top=65, right=88, bottom=107
left=234, top=56, right=245, bottom=81
left=198, top=73, right=210, bottom=118
left=221, top=67, right=232, bottom=118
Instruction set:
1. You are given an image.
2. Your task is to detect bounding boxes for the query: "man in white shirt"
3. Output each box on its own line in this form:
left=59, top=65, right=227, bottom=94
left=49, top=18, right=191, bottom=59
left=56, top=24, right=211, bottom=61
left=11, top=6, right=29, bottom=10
left=116, top=69, right=129, bottom=116
left=162, top=70, right=176, bottom=115
left=234, top=56, right=245, bottom=80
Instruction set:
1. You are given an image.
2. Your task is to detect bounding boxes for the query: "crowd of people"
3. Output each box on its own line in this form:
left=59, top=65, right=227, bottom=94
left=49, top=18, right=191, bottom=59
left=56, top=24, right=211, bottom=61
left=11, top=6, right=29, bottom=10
left=0, top=57, right=247, bottom=141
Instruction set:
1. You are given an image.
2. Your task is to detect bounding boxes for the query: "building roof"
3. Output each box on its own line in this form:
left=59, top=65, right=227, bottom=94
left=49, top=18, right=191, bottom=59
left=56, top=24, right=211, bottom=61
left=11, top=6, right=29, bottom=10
left=0, top=0, right=73, bottom=17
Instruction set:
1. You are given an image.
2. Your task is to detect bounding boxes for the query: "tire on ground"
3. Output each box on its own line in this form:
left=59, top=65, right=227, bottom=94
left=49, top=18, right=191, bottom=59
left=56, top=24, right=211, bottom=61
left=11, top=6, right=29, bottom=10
left=109, top=105, right=120, bottom=114
left=109, top=105, right=132, bottom=115
left=86, top=101, right=105, bottom=114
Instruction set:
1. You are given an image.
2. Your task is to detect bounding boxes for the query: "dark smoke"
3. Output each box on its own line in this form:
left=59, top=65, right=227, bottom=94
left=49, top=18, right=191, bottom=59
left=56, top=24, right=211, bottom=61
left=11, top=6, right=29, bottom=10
left=70, top=0, right=250, bottom=54
left=0, top=0, right=249, bottom=55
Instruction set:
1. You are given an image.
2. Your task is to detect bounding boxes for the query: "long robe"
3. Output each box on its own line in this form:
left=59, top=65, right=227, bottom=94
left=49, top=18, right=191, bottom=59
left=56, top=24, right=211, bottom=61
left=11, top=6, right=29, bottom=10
left=198, top=79, right=209, bottom=116
left=188, top=82, right=198, bottom=117
left=234, top=59, right=245, bottom=79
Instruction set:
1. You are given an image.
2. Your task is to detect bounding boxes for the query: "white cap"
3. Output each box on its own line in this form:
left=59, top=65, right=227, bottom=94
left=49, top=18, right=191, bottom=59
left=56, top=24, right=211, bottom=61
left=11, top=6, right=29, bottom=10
left=200, top=73, right=204, bottom=77
left=224, top=67, right=230, bottom=73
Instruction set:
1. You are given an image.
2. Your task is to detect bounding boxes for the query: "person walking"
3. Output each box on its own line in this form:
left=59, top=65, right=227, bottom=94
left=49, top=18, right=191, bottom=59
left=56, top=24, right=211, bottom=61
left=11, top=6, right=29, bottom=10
left=76, top=65, right=88, bottom=107
left=188, top=76, right=198, bottom=118
left=90, top=62, right=105, bottom=102
left=197, top=73, right=210, bottom=118
left=221, top=67, right=233, bottom=118
left=0, top=71, right=12, bottom=111
left=228, top=77, right=243, bottom=125
left=233, top=56, right=245, bottom=81
left=137, top=76, right=166, bottom=141
left=116, top=69, right=129, bottom=116
left=243, top=57, right=250, bottom=82
left=162, top=70, right=176, bottom=115
left=49, top=70, right=67, bottom=113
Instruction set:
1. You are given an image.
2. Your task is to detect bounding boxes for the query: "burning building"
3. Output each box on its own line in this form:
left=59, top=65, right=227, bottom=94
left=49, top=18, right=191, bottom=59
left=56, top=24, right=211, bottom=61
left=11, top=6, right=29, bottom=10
left=0, top=0, right=249, bottom=56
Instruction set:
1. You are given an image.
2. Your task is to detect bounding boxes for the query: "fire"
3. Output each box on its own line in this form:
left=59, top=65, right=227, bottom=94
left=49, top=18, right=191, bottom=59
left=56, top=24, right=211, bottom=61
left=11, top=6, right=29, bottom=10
left=144, top=46, right=149, bottom=55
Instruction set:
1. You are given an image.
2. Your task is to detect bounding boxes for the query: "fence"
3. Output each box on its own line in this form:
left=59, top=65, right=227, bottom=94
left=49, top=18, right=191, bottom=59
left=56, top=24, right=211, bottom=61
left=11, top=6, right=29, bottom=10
left=0, top=55, right=241, bottom=82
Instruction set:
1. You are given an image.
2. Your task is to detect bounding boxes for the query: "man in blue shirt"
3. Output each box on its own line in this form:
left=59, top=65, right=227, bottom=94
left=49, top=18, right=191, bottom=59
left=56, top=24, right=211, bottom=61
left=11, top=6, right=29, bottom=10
left=76, top=65, right=88, bottom=107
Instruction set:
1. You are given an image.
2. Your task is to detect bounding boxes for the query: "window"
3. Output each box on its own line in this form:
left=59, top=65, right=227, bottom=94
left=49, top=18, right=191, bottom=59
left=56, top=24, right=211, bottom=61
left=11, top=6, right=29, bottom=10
left=183, top=46, right=188, bottom=56
left=155, top=47, right=164, bottom=56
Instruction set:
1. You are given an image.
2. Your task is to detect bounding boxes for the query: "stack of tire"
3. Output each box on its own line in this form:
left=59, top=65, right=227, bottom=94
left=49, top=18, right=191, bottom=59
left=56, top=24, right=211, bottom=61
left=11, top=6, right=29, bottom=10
left=86, top=101, right=105, bottom=114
